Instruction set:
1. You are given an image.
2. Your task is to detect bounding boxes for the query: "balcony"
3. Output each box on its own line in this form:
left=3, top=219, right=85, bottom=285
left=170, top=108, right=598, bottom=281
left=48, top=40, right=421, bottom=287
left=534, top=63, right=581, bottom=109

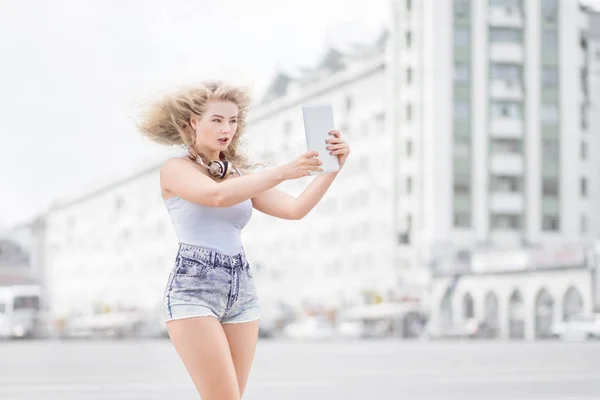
left=490, top=117, right=523, bottom=139
left=488, top=7, right=524, bottom=28
left=490, top=230, right=523, bottom=247
left=490, top=192, right=524, bottom=214
left=490, top=43, right=524, bottom=64
left=490, top=154, right=523, bottom=175
left=490, top=79, right=523, bottom=101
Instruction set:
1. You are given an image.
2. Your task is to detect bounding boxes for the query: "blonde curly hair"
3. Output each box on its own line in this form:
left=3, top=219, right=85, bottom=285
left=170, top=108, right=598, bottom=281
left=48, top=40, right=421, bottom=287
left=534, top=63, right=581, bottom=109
left=136, top=81, right=255, bottom=168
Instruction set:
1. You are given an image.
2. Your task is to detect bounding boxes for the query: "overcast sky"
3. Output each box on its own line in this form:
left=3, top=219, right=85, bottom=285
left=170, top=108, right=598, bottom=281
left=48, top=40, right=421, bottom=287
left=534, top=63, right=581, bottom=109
left=0, top=0, right=388, bottom=227
left=1, top=1, right=599, bottom=228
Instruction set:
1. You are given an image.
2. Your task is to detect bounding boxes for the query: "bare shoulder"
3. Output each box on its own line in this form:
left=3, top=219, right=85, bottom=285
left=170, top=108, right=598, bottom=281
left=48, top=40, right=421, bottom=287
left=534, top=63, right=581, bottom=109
left=160, top=156, right=188, bottom=173
left=159, top=157, right=203, bottom=191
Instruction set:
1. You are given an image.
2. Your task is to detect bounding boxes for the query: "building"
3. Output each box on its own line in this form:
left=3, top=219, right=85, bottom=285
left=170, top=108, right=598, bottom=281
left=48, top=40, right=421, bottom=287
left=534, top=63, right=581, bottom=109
left=586, top=8, right=600, bottom=239
left=388, top=0, right=597, bottom=265
left=0, top=220, right=43, bottom=287
left=245, top=0, right=600, bottom=336
left=394, top=0, right=600, bottom=339
left=39, top=166, right=179, bottom=320
left=242, top=33, right=400, bottom=315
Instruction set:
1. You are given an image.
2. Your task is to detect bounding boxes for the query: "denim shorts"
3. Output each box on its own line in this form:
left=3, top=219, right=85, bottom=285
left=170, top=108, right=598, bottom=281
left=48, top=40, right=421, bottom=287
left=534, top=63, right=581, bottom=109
left=163, top=243, right=260, bottom=324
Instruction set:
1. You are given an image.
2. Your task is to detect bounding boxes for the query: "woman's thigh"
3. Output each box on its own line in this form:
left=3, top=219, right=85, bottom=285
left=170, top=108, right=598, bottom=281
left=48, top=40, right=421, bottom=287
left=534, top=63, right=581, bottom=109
left=222, top=319, right=260, bottom=396
left=166, top=316, right=240, bottom=400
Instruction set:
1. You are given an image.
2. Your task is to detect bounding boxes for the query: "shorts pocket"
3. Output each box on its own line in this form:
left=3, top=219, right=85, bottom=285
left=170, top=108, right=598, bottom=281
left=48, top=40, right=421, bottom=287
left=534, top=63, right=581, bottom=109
left=174, top=256, right=210, bottom=277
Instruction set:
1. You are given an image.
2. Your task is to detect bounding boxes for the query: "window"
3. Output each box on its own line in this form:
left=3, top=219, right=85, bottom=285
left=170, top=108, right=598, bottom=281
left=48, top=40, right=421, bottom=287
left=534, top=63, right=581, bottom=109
left=454, top=137, right=470, bottom=157
left=454, top=62, right=470, bottom=84
left=490, top=101, right=522, bottom=119
left=406, top=104, right=413, bottom=121
left=490, top=63, right=522, bottom=85
left=490, top=0, right=521, bottom=7
left=114, top=196, right=124, bottom=211
left=542, top=30, right=558, bottom=52
left=406, top=140, right=413, bottom=157
left=374, top=113, right=384, bottom=132
left=283, top=119, right=292, bottom=135
left=581, top=178, right=587, bottom=197
left=541, top=103, right=558, bottom=123
left=406, top=31, right=412, bottom=48
left=14, top=296, right=40, bottom=310
left=454, top=213, right=471, bottom=228
left=359, top=156, right=369, bottom=170
left=542, top=179, right=559, bottom=196
left=454, top=0, right=469, bottom=17
left=406, top=177, right=413, bottom=194
left=542, top=67, right=558, bottom=87
left=541, top=0, right=558, bottom=22
left=454, top=175, right=471, bottom=194
left=490, top=138, right=523, bottom=154
left=490, top=28, right=522, bottom=44
left=455, top=101, right=470, bottom=120
left=542, top=139, right=559, bottom=159
left=407, top=67, right=412, bottom=84
left=345, top=96, right=353, bottom=112
left=491, top=214, right=522, bottom=229
left=581, top=215, right=587, bottom=234
left=491, top=175, right=522, bottom=192
left=454, top=27, right=470, bottom=47
left=581, top=142, right=587, bottom=160
left=406, top=0, right=411, bottom=11
left=542, top=215, right=559, bottom=231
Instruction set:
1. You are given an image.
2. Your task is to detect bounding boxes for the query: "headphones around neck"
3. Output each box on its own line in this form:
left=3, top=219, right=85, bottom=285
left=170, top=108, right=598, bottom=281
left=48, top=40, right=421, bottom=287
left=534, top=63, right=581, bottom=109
left=188, top=151, right=235, bottom=179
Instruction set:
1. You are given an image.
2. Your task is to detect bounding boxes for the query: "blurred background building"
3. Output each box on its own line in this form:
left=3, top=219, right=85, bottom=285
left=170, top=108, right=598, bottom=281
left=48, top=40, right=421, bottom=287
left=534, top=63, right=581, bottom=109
left=2, top=0, right=599, bottom=340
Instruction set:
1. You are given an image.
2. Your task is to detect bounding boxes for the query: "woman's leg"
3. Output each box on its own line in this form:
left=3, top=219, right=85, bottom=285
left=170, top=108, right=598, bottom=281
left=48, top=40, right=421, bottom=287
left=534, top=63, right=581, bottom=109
left=222, top=319, right=260, bottom=397
left=167, top=316, right=240, bottom=400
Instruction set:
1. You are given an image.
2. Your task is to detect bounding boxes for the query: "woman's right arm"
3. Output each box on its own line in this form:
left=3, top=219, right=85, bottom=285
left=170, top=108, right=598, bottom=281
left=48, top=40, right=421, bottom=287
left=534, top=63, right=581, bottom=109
left=160, top=151, right=322, bottom=207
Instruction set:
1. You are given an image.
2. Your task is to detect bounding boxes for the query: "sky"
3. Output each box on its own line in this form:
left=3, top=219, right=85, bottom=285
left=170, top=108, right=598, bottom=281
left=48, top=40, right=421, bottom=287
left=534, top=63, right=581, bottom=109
left=0, top=0, right=388, bottom=228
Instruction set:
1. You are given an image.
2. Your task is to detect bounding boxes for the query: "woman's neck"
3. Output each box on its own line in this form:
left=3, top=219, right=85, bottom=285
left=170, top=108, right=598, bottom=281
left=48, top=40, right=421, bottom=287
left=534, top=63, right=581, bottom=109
left=191, top=145, right=220, bottom=163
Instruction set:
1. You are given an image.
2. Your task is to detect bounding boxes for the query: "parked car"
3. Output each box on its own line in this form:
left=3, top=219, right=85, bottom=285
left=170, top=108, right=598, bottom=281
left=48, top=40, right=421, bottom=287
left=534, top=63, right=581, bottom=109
left=550, top=313, right=600, bottom=341
left=421, top=318, right=480, bottom=340
left=282, top=316, right=335, bottom=341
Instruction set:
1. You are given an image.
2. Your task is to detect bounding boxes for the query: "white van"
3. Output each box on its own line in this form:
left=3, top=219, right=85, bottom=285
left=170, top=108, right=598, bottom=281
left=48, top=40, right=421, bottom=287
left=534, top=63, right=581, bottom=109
left=0, top=284, right=43, bottom=339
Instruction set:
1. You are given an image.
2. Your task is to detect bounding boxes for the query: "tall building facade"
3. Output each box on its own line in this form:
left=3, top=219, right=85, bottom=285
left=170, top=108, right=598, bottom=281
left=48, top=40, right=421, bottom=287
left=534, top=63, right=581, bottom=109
left=586, top=8, right=600, bottom=238
left=388, top=0, right=600, bottom=339
left=389, top=0, right=597, bottom=272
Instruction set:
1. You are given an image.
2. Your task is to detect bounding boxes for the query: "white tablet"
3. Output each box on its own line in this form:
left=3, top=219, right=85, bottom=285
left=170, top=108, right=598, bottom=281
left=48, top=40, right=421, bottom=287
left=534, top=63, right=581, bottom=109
left=302, top=104, right=340, bottom=174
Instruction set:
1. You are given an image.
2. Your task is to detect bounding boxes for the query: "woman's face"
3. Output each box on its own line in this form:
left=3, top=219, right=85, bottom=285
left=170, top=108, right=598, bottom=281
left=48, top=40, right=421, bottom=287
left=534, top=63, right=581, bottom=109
left=191, top=101, right=239, bottom=152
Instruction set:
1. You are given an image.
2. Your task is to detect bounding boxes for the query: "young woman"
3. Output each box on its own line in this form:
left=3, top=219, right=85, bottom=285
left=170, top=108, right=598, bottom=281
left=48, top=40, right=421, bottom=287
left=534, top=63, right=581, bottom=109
left=137, top=81, right=349, bottom=400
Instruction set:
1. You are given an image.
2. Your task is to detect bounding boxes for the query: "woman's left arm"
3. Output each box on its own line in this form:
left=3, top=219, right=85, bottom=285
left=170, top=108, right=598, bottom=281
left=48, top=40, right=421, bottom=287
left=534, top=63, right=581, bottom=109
left=250, top=130, right=350, bottom=220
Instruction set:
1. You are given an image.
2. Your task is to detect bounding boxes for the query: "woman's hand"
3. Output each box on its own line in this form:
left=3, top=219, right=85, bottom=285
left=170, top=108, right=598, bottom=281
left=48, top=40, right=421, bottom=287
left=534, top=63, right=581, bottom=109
left=326, top=130, right=350, bottom=169
left=279, top=150, right=323, bottom=180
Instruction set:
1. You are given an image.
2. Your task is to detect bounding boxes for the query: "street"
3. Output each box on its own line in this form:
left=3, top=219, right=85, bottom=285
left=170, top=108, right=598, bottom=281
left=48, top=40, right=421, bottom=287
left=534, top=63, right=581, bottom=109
left=0, top=338, right=599, bottom=400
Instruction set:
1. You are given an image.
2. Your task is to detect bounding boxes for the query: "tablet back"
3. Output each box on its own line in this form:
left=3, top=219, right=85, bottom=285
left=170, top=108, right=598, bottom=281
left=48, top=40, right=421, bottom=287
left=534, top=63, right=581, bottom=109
left=302, top=104, right=340, bottom=173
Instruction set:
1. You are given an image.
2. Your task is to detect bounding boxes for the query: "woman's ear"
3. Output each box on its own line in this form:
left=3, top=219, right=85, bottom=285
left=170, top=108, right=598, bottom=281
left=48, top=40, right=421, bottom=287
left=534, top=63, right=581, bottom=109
left=190, top=115, right=197, bottom=130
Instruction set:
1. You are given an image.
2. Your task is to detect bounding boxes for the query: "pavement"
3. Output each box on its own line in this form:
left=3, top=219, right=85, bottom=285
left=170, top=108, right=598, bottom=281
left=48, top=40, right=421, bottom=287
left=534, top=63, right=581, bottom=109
left=0, top=338, right=599, bottom=399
